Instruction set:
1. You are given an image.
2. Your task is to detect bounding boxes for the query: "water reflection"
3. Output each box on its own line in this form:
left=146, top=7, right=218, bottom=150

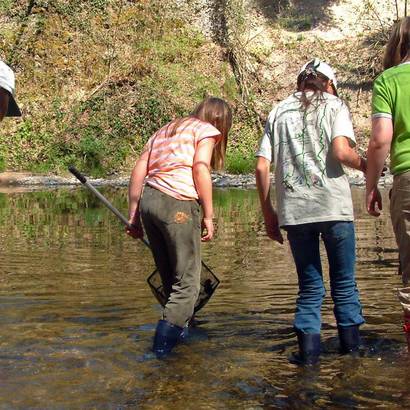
left=0, top=187, right=407, bottom=408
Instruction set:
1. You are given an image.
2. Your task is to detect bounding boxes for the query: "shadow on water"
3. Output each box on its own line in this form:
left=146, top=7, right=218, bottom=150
left=0, top=186, right=409, bottom=408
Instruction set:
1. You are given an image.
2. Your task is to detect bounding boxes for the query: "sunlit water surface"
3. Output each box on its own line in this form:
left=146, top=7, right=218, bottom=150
left=0, top=187, right=408, bottom=409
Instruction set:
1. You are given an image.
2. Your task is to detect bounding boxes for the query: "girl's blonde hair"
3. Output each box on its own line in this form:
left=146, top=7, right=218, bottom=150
left=164, top=97, right=232, bottom=170
left=383, top=17, right=410, bottom=69
left=191, top=97, right=232, bottom=170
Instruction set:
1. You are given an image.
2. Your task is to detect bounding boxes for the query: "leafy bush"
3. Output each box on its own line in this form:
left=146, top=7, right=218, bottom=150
left=0, top=0, right=261, bottom=176
left=225, top=151, right=255, bottom=174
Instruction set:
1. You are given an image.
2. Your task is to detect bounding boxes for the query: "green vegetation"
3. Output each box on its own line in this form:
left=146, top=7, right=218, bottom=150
left=0, top=0, right=401, bottom=177
left=0, top=0, right=258, bottom=176
left=226, top=151, right=255, bottom=175
left=277, top=12, right=313, bottom=31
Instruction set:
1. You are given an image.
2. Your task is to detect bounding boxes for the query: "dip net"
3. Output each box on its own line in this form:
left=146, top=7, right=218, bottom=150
left=147, top=261, right=220, bottom=313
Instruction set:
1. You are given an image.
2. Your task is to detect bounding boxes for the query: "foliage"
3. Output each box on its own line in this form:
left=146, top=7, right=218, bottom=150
left=1, top=0, right=402, bottom=177
left=0, top=0, right=253, bottom=176
left=225, top=151, right=255, bottom=174
left=225, top=120, right=259, bottom=174
left=277, top=11, right=313, bottom=31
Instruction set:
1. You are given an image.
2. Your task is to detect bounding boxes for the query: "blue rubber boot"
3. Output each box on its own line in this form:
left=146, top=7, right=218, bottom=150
left=180, top=325, right=189, bottom=340
left=296, top=331, right=321, bottom=365
left=153, top=320, right=184, bottom=359
left=338, top=325, right=360, bottom=354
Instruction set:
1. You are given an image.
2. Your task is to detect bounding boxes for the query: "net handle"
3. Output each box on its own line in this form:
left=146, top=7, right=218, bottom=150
left=68, top=166, right=150, bottom=248
left=68, top=166, right=220, bottom=291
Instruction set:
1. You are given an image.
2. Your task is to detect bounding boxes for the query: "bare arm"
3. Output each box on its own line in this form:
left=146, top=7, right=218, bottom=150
left=365, top=117, right=393, bottom=216
left=332, top=136, right=366, bottom=172
left=255, top=156, right=283, bottom=244
left=366, top=117, right=393, bottom=192
left=193, top=138, right=216, bottom=241
left=256, top=156, right=273, bottom=215
left=127, top=148, right=149, bottom=237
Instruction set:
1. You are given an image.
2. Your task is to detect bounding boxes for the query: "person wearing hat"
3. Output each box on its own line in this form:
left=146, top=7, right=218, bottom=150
left=255, top=58, right=366, bottom=364
left=0, top=60, right=21, bottom=122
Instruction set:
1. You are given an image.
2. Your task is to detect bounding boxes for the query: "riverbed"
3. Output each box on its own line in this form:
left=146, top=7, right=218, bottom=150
left=0, top=186, right=407, bottom=409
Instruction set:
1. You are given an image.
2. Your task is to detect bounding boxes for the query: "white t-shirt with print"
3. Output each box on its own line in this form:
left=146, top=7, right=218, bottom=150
left=256, top=92, right=355, bottom=227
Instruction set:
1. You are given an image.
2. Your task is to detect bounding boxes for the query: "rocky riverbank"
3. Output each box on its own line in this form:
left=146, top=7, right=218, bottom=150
left=0, top=170, right=393, bottom=190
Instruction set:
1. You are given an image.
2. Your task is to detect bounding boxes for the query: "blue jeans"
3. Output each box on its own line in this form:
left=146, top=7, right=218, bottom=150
left=285, top=221, right=364, bottom=334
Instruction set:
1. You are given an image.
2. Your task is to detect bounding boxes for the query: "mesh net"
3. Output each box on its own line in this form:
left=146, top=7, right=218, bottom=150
left=147, top=262, right=220, bottom=313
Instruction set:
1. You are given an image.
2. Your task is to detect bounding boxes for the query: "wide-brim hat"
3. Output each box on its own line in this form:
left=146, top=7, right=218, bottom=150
left=299, top=58, right=338, bottom=96
left=0, top=60, right=21, bottom=117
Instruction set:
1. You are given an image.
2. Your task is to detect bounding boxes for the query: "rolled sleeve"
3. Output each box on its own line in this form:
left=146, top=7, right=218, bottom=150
left=332, top=103, right=356, bottom=147
left=372, top=112, right=393, bottom=120
left=256, top=110, right=276, bottom=162
left=256, top=133, right=272, bottom=161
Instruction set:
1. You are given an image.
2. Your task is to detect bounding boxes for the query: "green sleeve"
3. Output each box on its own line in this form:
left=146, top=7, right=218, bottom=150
left=372, top=75, right=392, bottom=116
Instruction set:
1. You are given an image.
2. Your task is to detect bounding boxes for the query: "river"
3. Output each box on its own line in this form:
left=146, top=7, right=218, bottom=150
left=0, top=187, right=407, bottom=409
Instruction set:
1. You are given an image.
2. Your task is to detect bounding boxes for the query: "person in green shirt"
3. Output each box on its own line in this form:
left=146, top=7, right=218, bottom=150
left=366, top=17, right=410, bottom=346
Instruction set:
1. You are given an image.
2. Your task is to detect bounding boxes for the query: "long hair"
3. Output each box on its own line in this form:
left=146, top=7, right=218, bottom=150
left=160, top=97, right=231, bottom=170
left=383, top=17, right=410, bottom=69
left=296, top=70, right=330, bottom=109
left=191, top=97, right=232, bottom=170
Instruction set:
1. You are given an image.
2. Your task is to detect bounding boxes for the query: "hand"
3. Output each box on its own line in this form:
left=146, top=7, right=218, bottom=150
left=263, top=209, right=284, bottom=244
left=126, top=215, right=144, bottom=239
left=360, top=158, right=387, bottom=176
left=201, top=218, right=214, bottom=241
left=366, top=187, right=382, bottom=217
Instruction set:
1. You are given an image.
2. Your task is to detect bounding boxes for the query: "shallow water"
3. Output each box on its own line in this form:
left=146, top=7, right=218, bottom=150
left=0, top=186, right=408, bottom=409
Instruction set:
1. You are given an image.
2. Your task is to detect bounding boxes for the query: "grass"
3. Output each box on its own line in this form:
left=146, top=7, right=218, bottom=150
left=0, top=0, right=385, bottom=177
left=225, top=151, right=255, bottom=174
left=0, top=0, right=261, bottom=176
left=278, top=14, right=313, bottom=31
